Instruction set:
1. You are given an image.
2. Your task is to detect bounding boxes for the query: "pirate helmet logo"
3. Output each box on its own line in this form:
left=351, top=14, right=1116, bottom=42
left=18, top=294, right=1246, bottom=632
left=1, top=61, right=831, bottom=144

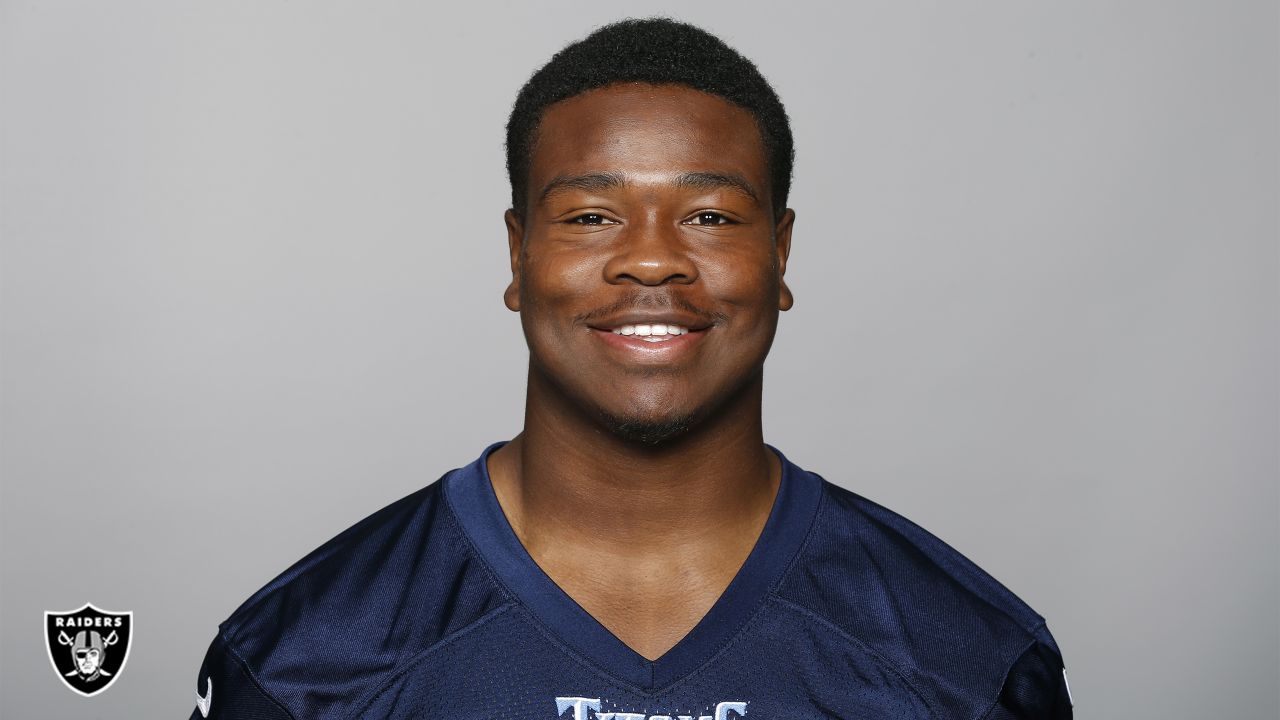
left=44, top=603, right=133, bottom=697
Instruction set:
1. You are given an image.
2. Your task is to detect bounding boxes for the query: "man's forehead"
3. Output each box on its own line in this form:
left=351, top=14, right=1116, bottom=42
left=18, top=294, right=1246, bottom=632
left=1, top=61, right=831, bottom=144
left=538, top=170, right=762, bottom=206
left=528, top=84, right=770, bottom=197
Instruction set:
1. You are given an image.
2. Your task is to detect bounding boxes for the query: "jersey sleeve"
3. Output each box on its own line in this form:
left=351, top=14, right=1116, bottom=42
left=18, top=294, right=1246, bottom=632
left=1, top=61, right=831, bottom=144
left=982, top=629, right=1074, bottom=720
left=187, top=633, right=294, bottom=720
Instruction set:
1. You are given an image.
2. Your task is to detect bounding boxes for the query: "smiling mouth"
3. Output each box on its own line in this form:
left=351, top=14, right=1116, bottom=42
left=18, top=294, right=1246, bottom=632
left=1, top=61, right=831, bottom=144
left=607, top=323, right=691, bottom=342
left=591, top=325, right=709, bottom=360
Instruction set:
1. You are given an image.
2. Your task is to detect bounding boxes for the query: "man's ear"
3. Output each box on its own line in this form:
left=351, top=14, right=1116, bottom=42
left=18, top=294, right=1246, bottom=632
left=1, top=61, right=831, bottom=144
left=775, top=208, right=795, bottom=311
left=503, top=209, right=523, bottom=312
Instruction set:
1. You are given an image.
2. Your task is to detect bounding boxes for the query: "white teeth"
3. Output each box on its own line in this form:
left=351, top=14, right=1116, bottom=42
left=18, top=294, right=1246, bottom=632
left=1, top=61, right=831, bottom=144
left=610, top=323, right=690, bottom=336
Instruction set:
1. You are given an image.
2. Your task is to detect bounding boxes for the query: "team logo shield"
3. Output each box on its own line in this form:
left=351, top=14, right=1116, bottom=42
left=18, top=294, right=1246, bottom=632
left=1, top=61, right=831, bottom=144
left=44, top=603, right=133, bottom=697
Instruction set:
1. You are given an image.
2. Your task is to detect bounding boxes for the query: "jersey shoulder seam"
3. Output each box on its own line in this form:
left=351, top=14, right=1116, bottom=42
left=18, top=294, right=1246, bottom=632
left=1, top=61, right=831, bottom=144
left=767, top=593, right=939, bottom=720
left=218, top=628, right=302, bottom=720
left=344, top=602, right=517, bottom=720
left=973, top=626, right=1044, bottom=720
left=771, top=472, right=829, bottom=593
left=438, top=476, right=519, bottom=604
left=772, top=479, right=933, bottom=714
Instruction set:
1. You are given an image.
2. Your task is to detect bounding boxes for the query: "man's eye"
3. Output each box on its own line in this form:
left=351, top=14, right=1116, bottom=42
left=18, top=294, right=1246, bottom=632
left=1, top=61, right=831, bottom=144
left=687, top=212, right=733, bottom=226
left=568, top=213, right=612, bottom=225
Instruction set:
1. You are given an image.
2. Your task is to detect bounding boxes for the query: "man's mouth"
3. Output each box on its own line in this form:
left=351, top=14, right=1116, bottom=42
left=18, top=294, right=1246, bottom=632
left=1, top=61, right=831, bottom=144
left=606, top=323, right=691, bottom=342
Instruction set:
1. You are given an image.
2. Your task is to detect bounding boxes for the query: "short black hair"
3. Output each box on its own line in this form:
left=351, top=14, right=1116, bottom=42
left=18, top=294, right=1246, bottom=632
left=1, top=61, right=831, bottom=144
left=505, top=17, right=794, bottom=221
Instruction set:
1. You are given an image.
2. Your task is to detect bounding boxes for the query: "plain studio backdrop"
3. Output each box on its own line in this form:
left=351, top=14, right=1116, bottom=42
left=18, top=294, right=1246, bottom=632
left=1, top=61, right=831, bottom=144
left=2, top=1, right=1276, bottom=718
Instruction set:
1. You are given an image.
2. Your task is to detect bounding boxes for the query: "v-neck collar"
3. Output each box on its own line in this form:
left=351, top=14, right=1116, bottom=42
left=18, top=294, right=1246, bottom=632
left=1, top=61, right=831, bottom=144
left=443, top=440, right=823, bottom=691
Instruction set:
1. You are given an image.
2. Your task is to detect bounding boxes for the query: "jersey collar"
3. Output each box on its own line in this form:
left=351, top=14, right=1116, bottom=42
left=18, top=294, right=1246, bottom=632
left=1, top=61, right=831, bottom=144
left=444, top=440, right=822, bottom=691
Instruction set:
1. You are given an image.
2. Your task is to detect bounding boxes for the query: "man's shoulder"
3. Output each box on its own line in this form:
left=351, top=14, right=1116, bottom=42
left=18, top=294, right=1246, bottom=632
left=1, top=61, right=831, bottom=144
left=774, top=474, right=1064, bottom=718
left=785, top=477, right=1049, bottom=631
left=202, top=467, right=509, bottom=719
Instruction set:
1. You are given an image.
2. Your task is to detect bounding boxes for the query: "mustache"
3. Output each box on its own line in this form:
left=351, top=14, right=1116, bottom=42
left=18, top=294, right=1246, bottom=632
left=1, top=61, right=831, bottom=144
left=577, top=293, right=727, bottom=326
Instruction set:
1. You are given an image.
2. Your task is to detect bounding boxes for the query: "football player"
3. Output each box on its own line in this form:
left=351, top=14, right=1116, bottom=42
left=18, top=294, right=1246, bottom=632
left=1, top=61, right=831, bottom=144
left=190, top=18, right=1072, bottom=720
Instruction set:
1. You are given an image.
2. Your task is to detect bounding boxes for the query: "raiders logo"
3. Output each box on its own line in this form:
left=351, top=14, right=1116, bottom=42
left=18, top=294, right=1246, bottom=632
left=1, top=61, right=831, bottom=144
left=44, top=603, right=133, bottom=697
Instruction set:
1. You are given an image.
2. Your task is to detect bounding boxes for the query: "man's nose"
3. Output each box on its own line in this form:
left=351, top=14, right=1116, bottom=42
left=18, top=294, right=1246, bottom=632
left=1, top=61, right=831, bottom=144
left=602, top=217, right=698, bottom=286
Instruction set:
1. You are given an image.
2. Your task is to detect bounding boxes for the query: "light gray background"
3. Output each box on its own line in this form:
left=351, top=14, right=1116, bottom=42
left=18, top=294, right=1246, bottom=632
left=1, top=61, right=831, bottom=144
left=2, top=1, right=1276, bottom=718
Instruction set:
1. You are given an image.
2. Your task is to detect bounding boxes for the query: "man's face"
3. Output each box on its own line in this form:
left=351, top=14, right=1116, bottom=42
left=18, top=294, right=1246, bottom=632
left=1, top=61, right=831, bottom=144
left=504, top=83, right=793, bottom=444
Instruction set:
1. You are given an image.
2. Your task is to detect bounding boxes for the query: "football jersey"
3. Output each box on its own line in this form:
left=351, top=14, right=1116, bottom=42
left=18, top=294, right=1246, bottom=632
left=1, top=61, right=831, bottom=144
left=189, top=442, right=1073, bottom=719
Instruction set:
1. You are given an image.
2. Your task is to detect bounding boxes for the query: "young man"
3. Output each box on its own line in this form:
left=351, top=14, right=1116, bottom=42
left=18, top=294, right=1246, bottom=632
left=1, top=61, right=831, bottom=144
left=189, top=18, right=1072, bottom=720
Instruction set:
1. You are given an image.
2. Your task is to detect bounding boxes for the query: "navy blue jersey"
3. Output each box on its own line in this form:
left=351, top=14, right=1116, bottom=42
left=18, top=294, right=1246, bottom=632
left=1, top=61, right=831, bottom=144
left=189, top=442, right=1072, bottom=719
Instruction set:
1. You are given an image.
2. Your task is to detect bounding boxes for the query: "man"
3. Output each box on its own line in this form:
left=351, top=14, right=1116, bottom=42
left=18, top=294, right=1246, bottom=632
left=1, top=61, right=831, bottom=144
left=189, top=18, right=1072, bottom=719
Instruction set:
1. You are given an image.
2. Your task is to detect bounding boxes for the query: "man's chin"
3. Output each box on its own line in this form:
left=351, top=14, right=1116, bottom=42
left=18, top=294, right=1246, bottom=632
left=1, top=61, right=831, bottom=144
left=598, top=409, right=697, bottom=446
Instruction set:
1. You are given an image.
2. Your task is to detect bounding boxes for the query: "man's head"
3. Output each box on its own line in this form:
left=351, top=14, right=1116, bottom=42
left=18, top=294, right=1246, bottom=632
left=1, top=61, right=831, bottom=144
left=502, top=19, right=796, bottom=447
left=506, top=18, right=794, bottom=222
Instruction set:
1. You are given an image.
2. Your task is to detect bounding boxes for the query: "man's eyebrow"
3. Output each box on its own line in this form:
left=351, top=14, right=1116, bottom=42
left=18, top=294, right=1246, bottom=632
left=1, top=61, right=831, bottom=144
left=536, top=171, right=762, bottom=205
left=675, top=172, right=761, bottom=205
left=538, top=172, right=627, bottom=203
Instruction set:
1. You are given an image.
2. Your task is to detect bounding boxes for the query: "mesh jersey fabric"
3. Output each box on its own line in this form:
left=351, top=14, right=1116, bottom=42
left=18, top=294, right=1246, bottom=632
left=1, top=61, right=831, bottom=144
left=188, top=442, right=1072, bottom=720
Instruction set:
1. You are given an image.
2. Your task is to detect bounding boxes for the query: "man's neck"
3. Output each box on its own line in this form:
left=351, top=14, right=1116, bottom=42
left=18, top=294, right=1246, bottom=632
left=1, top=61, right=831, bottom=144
left=488, top=374, right=780, bottom=560
left=484, top=371, right=781, bottom=660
